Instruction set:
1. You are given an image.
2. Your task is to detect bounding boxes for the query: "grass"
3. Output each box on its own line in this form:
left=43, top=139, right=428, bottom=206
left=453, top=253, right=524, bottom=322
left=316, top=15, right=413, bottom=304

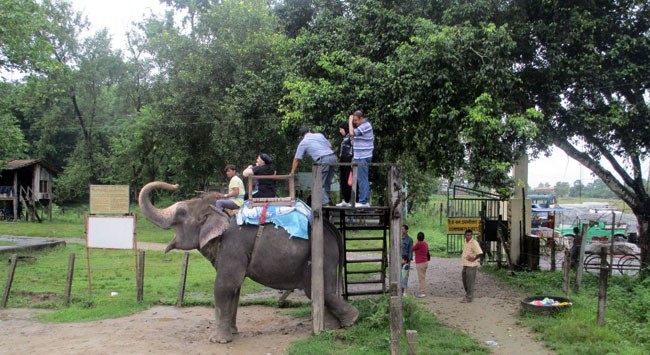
left=287, top=296, right=488, bottom=355
left=484, top=266, right=650, bottom=355
left=0, top=243, right=265, bottom=322
left=0, top=203, right=173, bottom=244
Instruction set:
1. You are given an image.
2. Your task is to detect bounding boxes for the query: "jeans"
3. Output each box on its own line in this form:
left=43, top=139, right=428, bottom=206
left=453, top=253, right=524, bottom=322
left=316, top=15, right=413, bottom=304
left=319, top=154, right=337, bottom=205
left=354, top=157, right=372, bottom=204
left=216, top=199, right=239, bottom=211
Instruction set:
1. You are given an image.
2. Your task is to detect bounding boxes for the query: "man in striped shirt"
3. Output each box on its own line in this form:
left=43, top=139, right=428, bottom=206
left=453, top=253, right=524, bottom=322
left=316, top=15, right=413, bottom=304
left=348, top=110, right=374, bottom=208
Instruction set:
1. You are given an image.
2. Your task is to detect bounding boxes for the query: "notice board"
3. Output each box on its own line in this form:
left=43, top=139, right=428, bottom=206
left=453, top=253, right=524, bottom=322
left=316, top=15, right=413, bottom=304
left=87, top=215, right=135, bottom=249
left=90, top=185, right=130, bottom=214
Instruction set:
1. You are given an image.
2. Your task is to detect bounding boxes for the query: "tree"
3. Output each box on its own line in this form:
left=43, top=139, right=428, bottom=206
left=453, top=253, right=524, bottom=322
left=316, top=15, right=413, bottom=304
left=140, top=0, right=290, bottom=192
left=0, top=0, right=53, bottom=75
left=555, top=181, right=570, bottom=197
left=279, top=1, right=539, bottom=198
left=510, top=1, right=650, bottom=274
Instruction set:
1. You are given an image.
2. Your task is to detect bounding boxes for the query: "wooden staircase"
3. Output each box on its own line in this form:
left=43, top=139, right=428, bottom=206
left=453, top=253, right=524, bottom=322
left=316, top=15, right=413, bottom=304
left=326, top=206, right=390, bottom=299
left=20, top=186, right=42, bottom=222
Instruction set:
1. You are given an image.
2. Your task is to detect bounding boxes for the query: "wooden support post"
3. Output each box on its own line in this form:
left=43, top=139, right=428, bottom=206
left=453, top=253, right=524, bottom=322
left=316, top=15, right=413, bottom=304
left=550, top=236, right=556, bottom=272
left=563, top=249, right=570, bottom=298
left=439, top=203, right=443, bottom=226
left=64, top=253, right=75, bottom=307
left=389, top=166, right=403, bottom=355
left=137, top=250, right=145, bottom=302
left=597, top=247, right=608, bottom=326
left=2, top=254, right=18, bottom=308
left=574, top=224, right=589, bottom=292
left=406, top=330, right=418, bottom=355
left=389, top=165, right=403, bottom=296
left=390, top=294, right=402, bottom=355
left=311, top=165, right=324, bottom=334
left=177, top=252, right=190, bottom=307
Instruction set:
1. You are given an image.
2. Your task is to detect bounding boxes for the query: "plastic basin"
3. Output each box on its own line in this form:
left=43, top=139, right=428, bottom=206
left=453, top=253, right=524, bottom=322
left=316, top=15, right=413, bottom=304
left=520, top=295, right=571, bottom=316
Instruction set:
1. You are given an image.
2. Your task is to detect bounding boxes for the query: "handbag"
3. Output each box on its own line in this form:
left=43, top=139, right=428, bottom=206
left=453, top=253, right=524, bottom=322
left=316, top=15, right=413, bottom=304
left=427, top=251, right=431, bottom=261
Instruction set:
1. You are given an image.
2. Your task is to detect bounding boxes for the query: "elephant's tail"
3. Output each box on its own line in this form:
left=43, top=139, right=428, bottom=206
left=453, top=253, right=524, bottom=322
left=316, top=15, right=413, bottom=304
left=324, top=220, right=345, bottom=291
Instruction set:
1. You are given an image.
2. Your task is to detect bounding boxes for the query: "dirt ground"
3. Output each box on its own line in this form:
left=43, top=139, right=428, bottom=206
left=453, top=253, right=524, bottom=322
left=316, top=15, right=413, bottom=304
left=0, top=239, right=554, bottom=354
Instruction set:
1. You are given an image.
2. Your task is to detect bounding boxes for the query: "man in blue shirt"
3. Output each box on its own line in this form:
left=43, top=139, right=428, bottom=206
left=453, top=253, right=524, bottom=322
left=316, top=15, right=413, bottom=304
left=348, top=110, right=374, bottom=207
left=291, top=126, right=337, bottom=206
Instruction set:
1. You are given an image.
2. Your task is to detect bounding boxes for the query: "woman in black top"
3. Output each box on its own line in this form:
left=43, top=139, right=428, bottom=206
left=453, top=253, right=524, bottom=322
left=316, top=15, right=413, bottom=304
left=336, top=122, right=353, bottom=206
left=243, top=153, right=277, bottom=198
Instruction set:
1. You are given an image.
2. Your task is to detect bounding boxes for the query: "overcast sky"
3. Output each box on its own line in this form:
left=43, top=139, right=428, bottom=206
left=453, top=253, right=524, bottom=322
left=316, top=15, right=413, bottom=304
left=70, top=0, right=647, bottom=188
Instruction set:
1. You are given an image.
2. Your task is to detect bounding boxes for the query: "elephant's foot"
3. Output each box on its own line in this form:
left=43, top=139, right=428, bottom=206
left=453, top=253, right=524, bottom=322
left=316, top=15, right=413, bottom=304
left=209, top=328, right=234, bottom=344
left=231, top=325, right=239, bottom=334
left=323, top=310, right=341, bottom=329
left=339, top=306, right=359, bottom=328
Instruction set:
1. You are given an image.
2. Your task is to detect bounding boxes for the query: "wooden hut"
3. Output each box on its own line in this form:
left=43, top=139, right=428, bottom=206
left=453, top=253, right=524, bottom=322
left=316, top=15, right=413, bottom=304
left=0, top=159, right=58, bottom=222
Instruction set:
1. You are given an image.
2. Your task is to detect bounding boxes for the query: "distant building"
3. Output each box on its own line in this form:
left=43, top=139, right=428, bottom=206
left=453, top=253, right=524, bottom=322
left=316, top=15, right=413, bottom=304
left=0, top=159, right=59, bottom=221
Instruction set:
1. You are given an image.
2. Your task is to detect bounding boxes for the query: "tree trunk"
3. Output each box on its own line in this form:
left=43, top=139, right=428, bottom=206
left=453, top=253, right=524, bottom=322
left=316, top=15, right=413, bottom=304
left=638, top=215, right=649, bottom=279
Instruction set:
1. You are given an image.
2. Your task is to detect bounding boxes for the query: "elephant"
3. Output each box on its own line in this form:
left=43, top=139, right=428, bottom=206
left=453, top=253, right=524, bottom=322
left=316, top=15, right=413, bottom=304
left=138, top=181, right=359, bottom=343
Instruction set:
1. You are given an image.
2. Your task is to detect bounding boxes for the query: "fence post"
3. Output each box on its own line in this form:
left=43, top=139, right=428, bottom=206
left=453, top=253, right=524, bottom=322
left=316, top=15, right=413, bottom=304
left=597, top=247, right=608, bottom=326
left=176, top=252, right=190, bottom=307
left=2, top=254, right=18, bottom=308
left=574, top=224, right=588, bottom=292
left=563, top=249, right=570, bottom=298
left=137, top=250, right=145, bottom=302
left=64, top=253, right=75, bottom=307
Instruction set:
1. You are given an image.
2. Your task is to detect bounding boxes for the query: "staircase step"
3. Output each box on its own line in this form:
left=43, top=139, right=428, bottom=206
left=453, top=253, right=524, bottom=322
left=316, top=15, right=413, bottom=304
left=344, top=236, right=385, bottom=241
left=346, top=279, right=384, bottom=285
left=346, top=269, right=384, bottom=274
left=347, top=248, right=384, bottom=253
left=345, top=258, right=384, bottom=264
left=345, top=290, right=386, bottom=297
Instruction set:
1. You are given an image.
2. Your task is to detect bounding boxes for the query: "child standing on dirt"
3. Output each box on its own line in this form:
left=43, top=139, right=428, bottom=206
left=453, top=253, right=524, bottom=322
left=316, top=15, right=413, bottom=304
left=401, top=255, right=410, bottom=296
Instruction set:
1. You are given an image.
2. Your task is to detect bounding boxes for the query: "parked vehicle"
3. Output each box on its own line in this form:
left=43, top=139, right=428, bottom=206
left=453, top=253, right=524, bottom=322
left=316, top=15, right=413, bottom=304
left=557, top=220, right=628, bottom=243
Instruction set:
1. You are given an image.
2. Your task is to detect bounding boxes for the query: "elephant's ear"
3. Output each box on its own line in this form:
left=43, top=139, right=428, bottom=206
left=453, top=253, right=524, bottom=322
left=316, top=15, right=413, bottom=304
left=199, top=207, right=230, bottom=248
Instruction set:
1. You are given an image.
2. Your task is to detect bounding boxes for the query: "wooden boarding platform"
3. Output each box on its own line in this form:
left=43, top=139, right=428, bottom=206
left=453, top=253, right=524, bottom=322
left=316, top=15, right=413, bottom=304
left=325, top=205, right=390, bottom=298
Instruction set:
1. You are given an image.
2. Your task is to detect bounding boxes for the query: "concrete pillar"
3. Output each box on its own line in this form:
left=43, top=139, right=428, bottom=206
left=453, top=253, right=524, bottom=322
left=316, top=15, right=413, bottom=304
left=509, top=154, right=531, bottom=265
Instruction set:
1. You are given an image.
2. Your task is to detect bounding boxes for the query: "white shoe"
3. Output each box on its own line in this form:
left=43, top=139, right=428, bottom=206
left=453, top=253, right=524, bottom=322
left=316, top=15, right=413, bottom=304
left=417, top=293, right=426, bottom=298
left=355, top=202, right=370, bottom=208
left=336, top=201, right=351, bottom=207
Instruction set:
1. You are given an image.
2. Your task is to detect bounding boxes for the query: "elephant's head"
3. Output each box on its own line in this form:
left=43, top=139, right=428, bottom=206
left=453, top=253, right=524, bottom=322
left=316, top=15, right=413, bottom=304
left=138, top=182, right=231, bottom=253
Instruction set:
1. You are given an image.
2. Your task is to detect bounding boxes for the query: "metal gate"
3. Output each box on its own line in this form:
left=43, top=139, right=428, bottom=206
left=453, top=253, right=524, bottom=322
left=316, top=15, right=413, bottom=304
left=446, top=186, right=508, bottom=265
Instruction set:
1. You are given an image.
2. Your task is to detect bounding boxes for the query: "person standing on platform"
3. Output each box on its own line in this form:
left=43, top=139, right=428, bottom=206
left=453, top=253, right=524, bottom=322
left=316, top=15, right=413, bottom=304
left=348, top=110, right=373, bottom=208
left=336, top=122, right=353, bottom=207
left=291, top=126, right=336, bottom=206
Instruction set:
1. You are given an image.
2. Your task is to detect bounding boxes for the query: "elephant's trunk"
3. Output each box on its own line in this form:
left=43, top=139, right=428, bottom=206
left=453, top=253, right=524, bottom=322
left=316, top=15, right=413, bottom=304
left=138, top=181, right=179, bottom=230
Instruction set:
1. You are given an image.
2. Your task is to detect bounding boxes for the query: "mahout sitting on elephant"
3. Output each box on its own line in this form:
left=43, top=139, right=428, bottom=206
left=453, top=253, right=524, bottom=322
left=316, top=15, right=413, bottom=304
left=138, top=181, right=359, bottom=343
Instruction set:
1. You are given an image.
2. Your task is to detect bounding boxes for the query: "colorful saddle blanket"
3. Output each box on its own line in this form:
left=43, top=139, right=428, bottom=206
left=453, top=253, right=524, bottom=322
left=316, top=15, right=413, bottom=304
left=235, top=199, right=312, bottom=239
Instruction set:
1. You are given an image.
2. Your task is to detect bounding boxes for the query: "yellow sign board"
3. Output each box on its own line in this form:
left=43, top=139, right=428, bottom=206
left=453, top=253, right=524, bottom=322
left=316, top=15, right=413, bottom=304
left=90, top=185, right=130, bottom=214
left=447, top=218, right=481, bottom=233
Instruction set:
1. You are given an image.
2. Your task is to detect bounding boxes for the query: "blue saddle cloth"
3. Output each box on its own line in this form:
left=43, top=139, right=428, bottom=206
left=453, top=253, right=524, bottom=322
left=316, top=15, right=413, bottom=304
left=235, top=199, right=312, bottom=239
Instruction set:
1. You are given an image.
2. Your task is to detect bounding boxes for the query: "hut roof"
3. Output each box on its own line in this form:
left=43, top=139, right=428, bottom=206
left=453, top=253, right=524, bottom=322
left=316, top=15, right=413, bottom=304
left=4, top=159, right=60, bottom=175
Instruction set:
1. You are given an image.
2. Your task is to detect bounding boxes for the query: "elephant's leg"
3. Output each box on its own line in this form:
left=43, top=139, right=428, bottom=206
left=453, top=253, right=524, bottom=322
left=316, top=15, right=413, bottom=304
left=230, top=287, right=240, bottom=334
left=210, top=272, right=245, bottom=344
left=324, top=293, right=359, bottom=328
left=303, top=283, right=359, bottom=329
